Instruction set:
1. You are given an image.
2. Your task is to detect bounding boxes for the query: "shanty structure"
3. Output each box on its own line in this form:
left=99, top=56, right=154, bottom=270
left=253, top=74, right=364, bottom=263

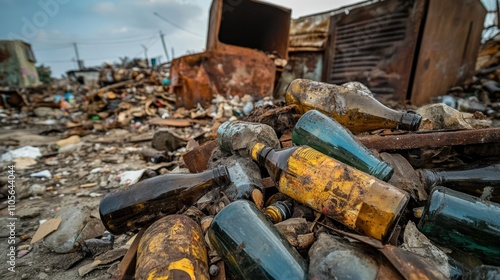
left=0, top=40, right=40, bottom=88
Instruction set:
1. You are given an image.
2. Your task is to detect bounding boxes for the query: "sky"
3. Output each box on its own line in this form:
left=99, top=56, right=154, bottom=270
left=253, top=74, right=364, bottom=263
left=0, top=0, right=368, bottom=77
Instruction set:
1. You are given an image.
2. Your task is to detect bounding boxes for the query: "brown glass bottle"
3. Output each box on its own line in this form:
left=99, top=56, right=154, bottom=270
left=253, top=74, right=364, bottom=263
left=99, top=166, right=229, bottom=235
left=250, top=143, right=409, bottom=241
left=264, top=200, right=293, bottom=224
left=285, top=79, right=422, bottom=133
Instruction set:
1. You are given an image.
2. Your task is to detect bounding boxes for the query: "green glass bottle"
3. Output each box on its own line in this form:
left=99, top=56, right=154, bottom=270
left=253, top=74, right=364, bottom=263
left=418, top=163, right=500, bottom=202
left=292, top=109, right=394, bottom=181
left=418, top=187, right=500, bottom=265
left=99, top=166, right=230, bottom=235
left=208, top=200, right=307, bottom=280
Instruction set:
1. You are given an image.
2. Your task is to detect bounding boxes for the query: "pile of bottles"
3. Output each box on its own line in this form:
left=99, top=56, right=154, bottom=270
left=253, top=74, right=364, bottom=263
left=99, top=79, right=500, bottom=279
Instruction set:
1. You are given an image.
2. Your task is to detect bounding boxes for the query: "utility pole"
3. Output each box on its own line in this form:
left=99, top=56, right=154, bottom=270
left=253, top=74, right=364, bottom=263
left=159, top=31, right=170, bottom=62
left=73, top=42, right=83, bottom=70
left=171, top=47, right=175, bottom=60
left=141, top=44, right=149, bottom=66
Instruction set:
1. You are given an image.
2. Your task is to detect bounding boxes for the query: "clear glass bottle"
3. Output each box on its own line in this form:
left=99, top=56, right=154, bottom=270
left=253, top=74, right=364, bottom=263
left=99, top=166, right=230, bottom=234
left=285, top=79, right=422, bottom=133
left=208, top=200, right=307, bottom=280
left=418, top=187, right=500, bottom=265
left=135, top=214, right=209, bottom=280
left=249, top=142, right=409, bottom=242
left=293, top=109, right=394, bottom=181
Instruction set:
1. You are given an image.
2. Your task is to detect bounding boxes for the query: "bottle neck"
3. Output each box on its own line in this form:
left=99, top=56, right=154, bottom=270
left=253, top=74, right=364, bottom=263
left=370, top=161, right=394, bottom=182
left=397, top=111, right=422, bottom=131
left=249, top=143, right=297, bottom=182
left=419, top=169, right=442, bottom=191
left=211, top=166, right=231, bottom=187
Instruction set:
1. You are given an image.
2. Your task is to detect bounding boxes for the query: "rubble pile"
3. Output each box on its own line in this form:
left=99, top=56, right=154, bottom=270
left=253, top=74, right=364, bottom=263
left=1, top=69, right=500, bottom=279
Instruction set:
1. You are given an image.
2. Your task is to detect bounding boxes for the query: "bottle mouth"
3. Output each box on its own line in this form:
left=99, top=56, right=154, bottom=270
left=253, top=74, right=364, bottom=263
left=397, top=111, right=422, bottom=131
left=214, top=166, right=230, bottom=186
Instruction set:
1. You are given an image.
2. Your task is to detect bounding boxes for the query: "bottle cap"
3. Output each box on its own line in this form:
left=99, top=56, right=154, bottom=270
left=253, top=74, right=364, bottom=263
left=213, top=166, right=230, bottom=186
left=398, top=111, right=422, bottom=131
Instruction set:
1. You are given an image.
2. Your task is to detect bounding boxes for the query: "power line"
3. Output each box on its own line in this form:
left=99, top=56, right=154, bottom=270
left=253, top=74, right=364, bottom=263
left=153, top=12, right=204, bottom=38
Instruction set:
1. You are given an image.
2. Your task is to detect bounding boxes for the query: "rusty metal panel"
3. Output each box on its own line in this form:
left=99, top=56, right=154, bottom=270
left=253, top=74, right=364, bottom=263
left=171, top=45, right=275, bottom=109
left=289, top=14, right=331, bottom=52
left=411, top=0, right=487, bottom=105
left=207, top=0, right=291, bottom=60
left=327, top=0, right=425, bottom=100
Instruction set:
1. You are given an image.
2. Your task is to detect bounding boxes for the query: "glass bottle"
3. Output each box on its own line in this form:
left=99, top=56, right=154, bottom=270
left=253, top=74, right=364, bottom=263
left=217, top=121, right=281, bottom=156
left=140, top=147, right=168, bottom=164
left=418, top=163, right=500, bottom=202
left=249, top=142, right=409, bottom=242
left=418, top=187, right=500, bottom=265
left=285, top=79, right=422, bottom=133
left=99, top=166, right=230, bottom=235
left=462, top=265, right=500, bottom=280
left=293, top=109, right=394, bottom=181
left=208, top=200, right=307, bottom=280
left=135, top=214, right=209, bottom=280
left=264, top=200, right=293, bottom=224
left=210, top=155, right=265, bottom=208
left=309, top=232, right=402, bottom=279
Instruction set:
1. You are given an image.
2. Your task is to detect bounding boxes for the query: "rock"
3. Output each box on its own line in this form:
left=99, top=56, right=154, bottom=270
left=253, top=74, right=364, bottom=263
left=152, top=129, right=186, bottom=152
left=75, top=218, right=106, bottom=248
left=33, top=107, right=56, bottom=118
left=417, top=103, right=474, bottom=130
left=275, top=218, right=314, bottom=250
left=44, top=206, right=90, bottom=253
left=37, top=272, right=49, bottom=280
left=16, top=179, right=32, bottom=199
left=30, top=184, right=46, bottom=196
left=18, top=207, right=41, bottom=219
left=401, top=221, right=450, bottom=278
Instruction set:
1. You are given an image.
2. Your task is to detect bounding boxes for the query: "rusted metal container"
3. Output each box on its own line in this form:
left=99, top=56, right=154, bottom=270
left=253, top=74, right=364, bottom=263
left=135, top=214, right=209, bottom=280
left=171, top=0, right=291, bottom=109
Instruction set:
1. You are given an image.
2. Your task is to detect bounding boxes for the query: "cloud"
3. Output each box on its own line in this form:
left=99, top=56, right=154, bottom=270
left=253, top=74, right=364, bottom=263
left=91, top=2, right=116, bottom=14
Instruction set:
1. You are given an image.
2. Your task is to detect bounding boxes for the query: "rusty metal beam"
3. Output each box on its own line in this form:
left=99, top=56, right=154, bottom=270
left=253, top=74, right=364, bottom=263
left=358, top=128, right=500, bottom=151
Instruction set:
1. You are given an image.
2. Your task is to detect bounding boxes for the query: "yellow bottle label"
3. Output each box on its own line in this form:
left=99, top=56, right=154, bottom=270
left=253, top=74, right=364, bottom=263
left=250, top=142, right=266, bottom=161
left=278, top=146, right=406, bottom=241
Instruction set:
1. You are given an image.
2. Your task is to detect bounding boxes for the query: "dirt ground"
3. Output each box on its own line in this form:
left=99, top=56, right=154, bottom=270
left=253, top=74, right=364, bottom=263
left=0, top=123, right=162, bottom=280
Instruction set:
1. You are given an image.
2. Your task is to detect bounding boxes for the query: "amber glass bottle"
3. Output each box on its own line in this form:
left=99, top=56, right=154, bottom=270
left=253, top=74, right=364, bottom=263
left=418, top=163, right=500, bottom=202
left=208, top=200, right=307, bottom=280
left=250, top=143, right=409, bottom=241
left=135, top=214, right=209, bottom=280
left=293, top=109, right=394, bottom=181
left=264, top=200, right=293, bottom=224
left=99, top=166, right=230, bottom=234
left=285, top=79, right=422, bottom=133
left=418, top=187, right=500, bottom=265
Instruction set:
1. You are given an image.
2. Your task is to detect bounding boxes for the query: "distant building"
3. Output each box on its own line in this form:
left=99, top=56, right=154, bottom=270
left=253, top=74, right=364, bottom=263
left=0, top=40, right=40, bottom=88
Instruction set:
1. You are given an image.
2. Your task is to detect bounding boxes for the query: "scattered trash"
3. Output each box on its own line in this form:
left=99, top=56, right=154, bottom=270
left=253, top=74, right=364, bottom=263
left=31, top=217, right=62, bottom=244
left=44, top=206, right=90, bottom=253
left=30, top=170, right=52, bottom=179
left=1, top=146, right=42, bottom=162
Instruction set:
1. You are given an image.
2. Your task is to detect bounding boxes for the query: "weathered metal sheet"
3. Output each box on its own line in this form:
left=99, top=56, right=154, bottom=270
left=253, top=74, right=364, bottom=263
left=277, top=52, right=324, bottom=97
left=327, top=0, right=424, bottom=99
left=289, top=14, right=331, bottom=52
left=411, top=0, right=487, bottom=105
left=171, top=45, right=275, bottom=109
left=207, top=0, right=291, bottom=59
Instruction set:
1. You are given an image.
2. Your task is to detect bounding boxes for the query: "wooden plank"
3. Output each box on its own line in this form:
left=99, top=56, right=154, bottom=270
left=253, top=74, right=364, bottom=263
left=111, top=227, right=147, bottom=280
left=357, top=128, right=500, bottom=151
left=182, top=140, right=218, bottom=173
left=149, top=118, right=192, bottom=127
